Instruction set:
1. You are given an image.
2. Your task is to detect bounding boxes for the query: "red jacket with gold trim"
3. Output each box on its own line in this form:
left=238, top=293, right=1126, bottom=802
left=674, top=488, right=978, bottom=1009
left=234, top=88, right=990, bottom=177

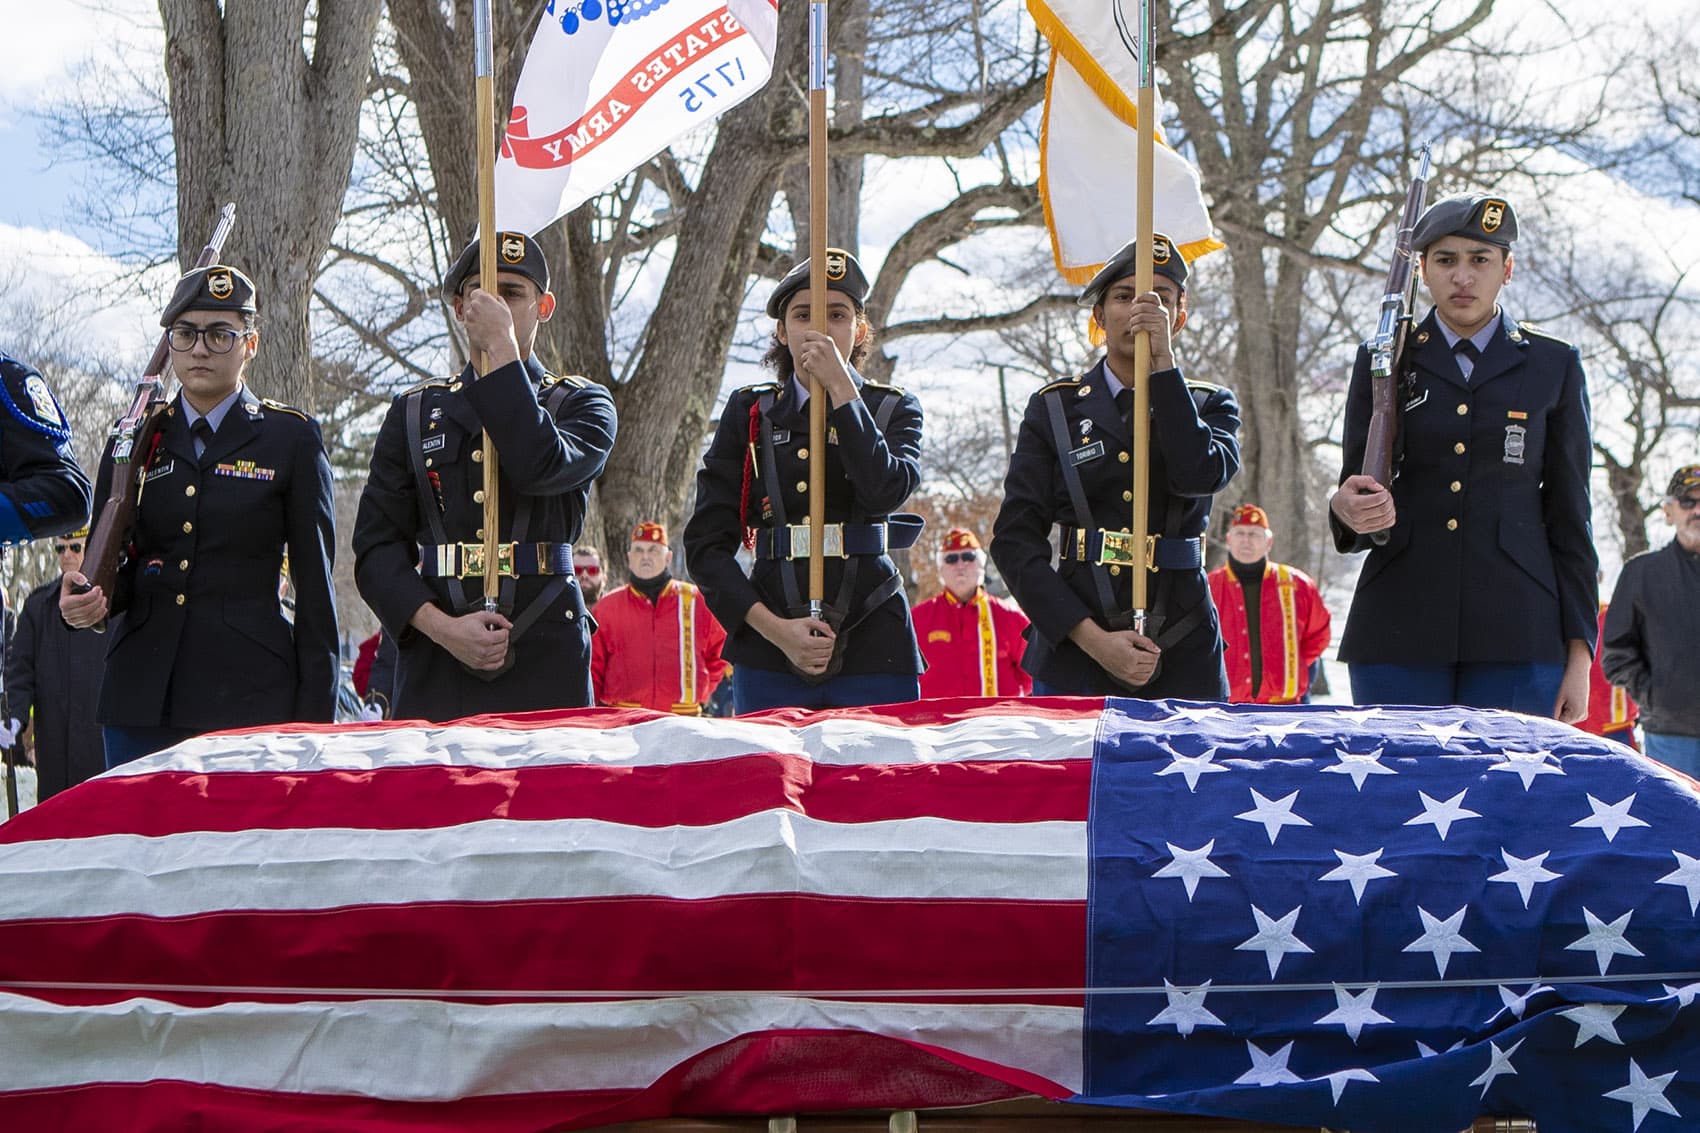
left=1581, top=603, right=1638, bottom=746
left=911, top=587, right=1032, bottom=698
left=590, top=580, right=730, bottom=714
left=1207, top=561, right=1332, bottom=704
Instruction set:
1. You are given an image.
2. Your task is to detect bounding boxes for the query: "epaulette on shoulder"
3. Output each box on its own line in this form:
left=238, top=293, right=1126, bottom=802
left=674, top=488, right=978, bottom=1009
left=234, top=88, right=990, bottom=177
left=740, top=381, right=784, bottom=397
left=1185, top=378, right=1227, bottom=395
left=1514, top=320, right=1566, bottom=344
left=400, top=376, right=453, bottom=398
left=260, top=397, right=310, bottom=421
left=1037, top=376, right=1081, bottom=395
left=861, top=378, right=906, bottom=396
left=541, top=372, right=592, bottom=389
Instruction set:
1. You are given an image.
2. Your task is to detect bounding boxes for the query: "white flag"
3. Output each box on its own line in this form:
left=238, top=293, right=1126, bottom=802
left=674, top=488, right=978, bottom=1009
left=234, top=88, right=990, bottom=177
left=1028, top=0, right=1222, bottom=284
left=495, top=0, right=780, bottom=235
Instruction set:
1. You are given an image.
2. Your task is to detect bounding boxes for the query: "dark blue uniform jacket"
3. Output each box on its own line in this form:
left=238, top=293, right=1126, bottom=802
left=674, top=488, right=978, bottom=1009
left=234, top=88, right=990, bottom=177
left=93, top=385, right=338, bottom=729
left=1332, top=309, right=1597, bottom=664
left=685, top=378, right=924, bottom=678
left=992, top=359, right=1240, bottom=698
left=353, top=357, right=617, bottom=720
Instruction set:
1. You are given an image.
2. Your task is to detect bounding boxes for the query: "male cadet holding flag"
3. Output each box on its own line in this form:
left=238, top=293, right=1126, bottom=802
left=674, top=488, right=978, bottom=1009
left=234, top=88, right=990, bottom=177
left=353, top=233, right=616, bottom=721
left=992, top=235, right=1241, bottom=699
left=1330, top=194, right=1597, bottom=719
left=59, top=266, right=338, bottom=765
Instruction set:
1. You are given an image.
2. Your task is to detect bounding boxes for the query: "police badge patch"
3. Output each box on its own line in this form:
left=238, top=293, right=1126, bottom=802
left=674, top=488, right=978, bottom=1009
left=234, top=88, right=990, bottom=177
left=1503, top=423, right=1527, bottom=465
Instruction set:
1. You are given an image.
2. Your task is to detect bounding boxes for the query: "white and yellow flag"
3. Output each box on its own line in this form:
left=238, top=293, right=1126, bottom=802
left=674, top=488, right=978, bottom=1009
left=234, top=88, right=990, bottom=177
left=1029, top=0, right=1222, bottom=284
left=495, top=0, right=780, bottom=235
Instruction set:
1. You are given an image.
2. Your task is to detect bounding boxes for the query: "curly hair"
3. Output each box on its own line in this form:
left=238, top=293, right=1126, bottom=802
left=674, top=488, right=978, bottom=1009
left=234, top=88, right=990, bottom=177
left=760, top=317, right=876, bottom=379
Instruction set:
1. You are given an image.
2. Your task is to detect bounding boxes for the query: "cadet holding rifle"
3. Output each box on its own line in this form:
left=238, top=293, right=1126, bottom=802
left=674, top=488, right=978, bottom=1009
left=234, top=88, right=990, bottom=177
left=1330, top=191, right=1597, bottom=718
left=61, top=266, right=339, bottom=766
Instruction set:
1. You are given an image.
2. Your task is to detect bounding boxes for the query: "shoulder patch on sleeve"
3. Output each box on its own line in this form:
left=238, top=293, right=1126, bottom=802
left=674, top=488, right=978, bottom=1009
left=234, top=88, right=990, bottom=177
left=260, top=397, right=311, bottom=421
left=0, top=362, right=72, bottom=442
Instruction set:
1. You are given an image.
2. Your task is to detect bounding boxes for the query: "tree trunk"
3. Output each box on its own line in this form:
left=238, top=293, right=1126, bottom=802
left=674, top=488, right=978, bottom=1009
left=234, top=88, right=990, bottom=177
left=159, top=0, right=384, bottom=411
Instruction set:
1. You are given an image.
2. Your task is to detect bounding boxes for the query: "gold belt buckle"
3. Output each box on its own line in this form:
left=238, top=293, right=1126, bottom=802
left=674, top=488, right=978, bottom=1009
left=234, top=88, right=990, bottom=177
left=497, top=542, right=516, bottom=578
left=461, top=543, right=487, bottom=577
left=1097, top=529, right=1138, bottom=566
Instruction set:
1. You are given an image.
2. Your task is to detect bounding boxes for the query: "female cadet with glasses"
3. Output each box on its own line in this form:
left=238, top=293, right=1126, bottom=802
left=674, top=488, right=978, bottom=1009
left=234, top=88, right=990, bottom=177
left=60, top=265, right=338, bottom=766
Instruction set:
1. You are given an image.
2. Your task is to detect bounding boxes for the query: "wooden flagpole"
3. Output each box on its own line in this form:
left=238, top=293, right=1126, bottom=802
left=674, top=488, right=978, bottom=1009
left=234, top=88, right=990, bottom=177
left=806, top=0, right=829, bottom=618
left=1130, top=0, right=1155, bottom=636
left=473, top=0, right=503, bottom=613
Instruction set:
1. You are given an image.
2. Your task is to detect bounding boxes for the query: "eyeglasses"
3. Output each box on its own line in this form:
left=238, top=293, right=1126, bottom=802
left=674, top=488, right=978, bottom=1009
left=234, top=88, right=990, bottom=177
left=167, top=324, right=251, bottom=354
left=942, top=551, right=979, bottom=564
left=574, top=564, right=602, bottom=576
left=54, top=542, right=84, bottom=554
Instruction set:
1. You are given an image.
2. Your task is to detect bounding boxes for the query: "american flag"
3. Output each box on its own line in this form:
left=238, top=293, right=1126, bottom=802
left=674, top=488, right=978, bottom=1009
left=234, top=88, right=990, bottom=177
left=0, top=698, right=1694, bottom=1132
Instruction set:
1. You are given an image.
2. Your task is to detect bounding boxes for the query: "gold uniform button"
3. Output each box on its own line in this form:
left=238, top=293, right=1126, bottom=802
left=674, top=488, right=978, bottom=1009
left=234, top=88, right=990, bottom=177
left=1450, top=480, right=1462, bottom=493
left=1122, top=490, right=1134, bottom=502
left=449, top=381, right=463, bottom=392
left=175, top=594, right=186, bottom=606
left=1446, top=519, right=1459, bottom=531
left=797, top=448, right=809, bottom=460
left=1109, top=565, right=1122, bottom=576
left=425, top=458, right=434, bottom=468
left=1118, top=451, right=1131, bottom=464
left=476, top=528, right=485, bottom=540
left=185, top=485, right=196, bottom=497
left=796, top=480, right=808, bottom=492
left=473, top=490, right=485, bottom=503
left=1454, top=442, right=1466, bottom=455
left=1077, top=385, right=1091, bottom=399
left=179, top=559, right=189, bottom=571
left=471, top=449, right=483, bottom=463
left=1456, top=404, right=1469, bottom=416
left=182, top=521, right=193, bottom=534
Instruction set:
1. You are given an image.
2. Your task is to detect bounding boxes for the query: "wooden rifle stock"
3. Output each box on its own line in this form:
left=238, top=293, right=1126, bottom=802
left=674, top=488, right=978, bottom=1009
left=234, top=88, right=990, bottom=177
left=1360, top=146, right=1430, bottom=545
left=77, top=204, right=237, bottom=604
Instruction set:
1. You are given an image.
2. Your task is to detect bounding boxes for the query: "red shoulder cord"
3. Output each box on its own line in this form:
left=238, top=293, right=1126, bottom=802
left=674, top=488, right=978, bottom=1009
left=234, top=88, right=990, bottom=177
left=740, top=398, right=762, bottom=550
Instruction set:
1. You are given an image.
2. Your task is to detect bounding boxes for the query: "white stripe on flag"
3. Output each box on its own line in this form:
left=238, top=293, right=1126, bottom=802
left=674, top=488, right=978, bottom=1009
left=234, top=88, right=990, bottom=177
left=0, top=991, right=1085, bottom=1098
left=120, top=715, right=1100, bottom=777
left=0, top=815, right=1089, bottom=920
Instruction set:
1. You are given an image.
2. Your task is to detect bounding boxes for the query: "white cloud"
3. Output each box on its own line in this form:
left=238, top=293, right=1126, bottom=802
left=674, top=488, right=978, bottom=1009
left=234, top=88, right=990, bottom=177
left=0, top=222, right=165, bottom=364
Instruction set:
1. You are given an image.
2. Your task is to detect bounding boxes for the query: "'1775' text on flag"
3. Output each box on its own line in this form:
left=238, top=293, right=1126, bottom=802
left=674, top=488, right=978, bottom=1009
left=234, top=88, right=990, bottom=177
left=495, top=0, right=780, bottom=234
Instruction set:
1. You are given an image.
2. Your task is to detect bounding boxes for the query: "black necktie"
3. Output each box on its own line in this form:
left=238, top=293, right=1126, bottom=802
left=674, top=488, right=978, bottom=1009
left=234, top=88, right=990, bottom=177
left=1453, top=338, right=1479, bottom=381
left=1114, top=387, right=1134, bottom=431
left=191, top=418, right=215, bottom=463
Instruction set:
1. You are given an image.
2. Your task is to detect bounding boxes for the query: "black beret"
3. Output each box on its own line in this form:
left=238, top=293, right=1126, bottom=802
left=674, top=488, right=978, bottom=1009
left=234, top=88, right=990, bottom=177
left=764, top=248, right=871, bottom=318
left=442, top=232, right=551, bottom=298
left=1411, top=193, right=1518, bottom=252
left=1076, top=233, right=1188, bottom=307
left=161, top=265, right=258, bottom=327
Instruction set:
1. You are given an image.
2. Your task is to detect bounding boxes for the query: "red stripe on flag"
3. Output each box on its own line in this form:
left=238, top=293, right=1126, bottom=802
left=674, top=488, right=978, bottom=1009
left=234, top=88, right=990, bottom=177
left=0, top=895, right=1086, bottom=1006
left=0, top=757, right=1090, bottom=842
left=0, top=1031, right=1051, bottom=1133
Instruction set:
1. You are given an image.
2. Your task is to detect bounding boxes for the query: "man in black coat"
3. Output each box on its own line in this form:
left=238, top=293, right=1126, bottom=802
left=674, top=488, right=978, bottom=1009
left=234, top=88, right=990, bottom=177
left=61, top=265, right=340, bottom=765
left=353, top=233, right=617, bottom=720
left=1330, top=193, right=1596, bottom=718
left=684, top=249, right=924, bottom=711
left=992, top=234, right=1241, bottom=698
left=7, top=532, right=107, bottom=798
